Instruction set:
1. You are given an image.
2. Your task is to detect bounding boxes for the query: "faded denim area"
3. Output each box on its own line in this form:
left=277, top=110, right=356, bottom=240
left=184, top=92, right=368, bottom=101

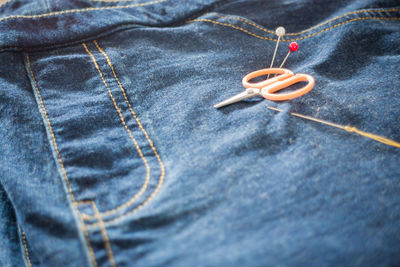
left=0, top=0, right=400, bottom=266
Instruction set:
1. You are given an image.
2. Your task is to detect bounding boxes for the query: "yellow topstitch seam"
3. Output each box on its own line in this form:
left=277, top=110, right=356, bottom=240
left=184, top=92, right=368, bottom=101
left=21, top=231, right=32, bottom=267
left=93, top=40, right=166, bottom=219
left=77, top=200, right=116, bottom=266
left=26, top=54, right=98, bottom=267
left=208, top=8, right=400, bottom=36
left=2, top=8, right=399, bottom=51
left=187, top=17, right=400, bottom=42
left=75, top=203, right=98, bottom=267
left=92, top=202, right=116, bottom=267
left=85, top=41, right=166, bottom=229
left=0, top=0, right=166, bottom=22
left=26, top=54, right=76, bottom=203
left=286, top=8, right=400, bottom=36
left=289, top=17, right=400, bottom=41
left=209, top=13, right=275, bottom=34
left=82, top=42, right=152, bottom=220
left=187, top=18, right=276, bottom=40
left=87, top=170, right=165, bottom=228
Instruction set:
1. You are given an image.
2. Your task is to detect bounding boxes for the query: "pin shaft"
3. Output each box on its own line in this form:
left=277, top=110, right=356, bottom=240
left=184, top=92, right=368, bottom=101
left=278, top=51, right=291, bottom=69
left=267, top=36, right=281, bottom=79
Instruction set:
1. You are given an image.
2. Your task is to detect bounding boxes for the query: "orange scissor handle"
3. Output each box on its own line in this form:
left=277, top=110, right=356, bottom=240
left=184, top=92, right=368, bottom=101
left=242, top=68, right=294, bottom=89
left=260, top=73, right=314, bottom=101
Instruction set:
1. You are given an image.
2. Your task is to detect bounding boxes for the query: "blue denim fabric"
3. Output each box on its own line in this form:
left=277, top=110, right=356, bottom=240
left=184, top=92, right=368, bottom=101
left=1, top=0, right=400, bottom=266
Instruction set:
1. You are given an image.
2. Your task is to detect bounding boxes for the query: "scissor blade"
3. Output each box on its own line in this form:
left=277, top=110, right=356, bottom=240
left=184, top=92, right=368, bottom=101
left=214, top=88, right=260, bottom=108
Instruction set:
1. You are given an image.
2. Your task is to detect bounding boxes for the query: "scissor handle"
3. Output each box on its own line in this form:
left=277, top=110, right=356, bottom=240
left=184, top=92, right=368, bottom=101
left=261, top=73, right=315, bottom=101
left=242, top=68, right=294, bottom=89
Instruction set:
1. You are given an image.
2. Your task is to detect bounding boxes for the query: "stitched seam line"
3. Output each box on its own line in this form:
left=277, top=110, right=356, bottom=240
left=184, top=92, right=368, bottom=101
left=26, top=54, right=97, bottom=267
left=82, top=42, right=151, bottom=220
left=187, top=17, right=400, bottom=42
left=2, top=8, right=398, bottom=52
left=85, top=41, right=166, bottom=228
left=87, top=171, right=165, bottom=228
left=92, top=202, right=116, bottom=267
left=187, top=19, right=276, bottom=40
left=290, top=17, right=400, bottom=41
left=209, top=8, right=400, bottom=36
left=209, top=13, right=275, bottom=34
left=0, top=0, right=166, bottom=22
left=21, top=231, right=32, bottom=267
left=75, top=205, right=98, bottom=267
left=286, top=8, right=400, bottom=36
left=93, top=40, right=166, bottom=223
left=26, top=54, right=76, bottom=202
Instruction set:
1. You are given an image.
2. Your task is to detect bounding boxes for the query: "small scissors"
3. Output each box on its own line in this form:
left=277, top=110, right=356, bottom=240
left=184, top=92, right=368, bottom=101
left=214, top=68, right=315, bottom=108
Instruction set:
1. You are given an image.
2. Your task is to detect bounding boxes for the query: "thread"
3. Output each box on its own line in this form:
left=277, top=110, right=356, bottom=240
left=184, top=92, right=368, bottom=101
left=267, top=106, right=400, bottom=148
left=21, top=231, right=32, bottom=267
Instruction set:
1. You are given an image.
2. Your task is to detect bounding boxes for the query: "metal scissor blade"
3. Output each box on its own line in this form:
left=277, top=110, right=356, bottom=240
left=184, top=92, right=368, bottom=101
left=214, top=88, right=260, bottom=108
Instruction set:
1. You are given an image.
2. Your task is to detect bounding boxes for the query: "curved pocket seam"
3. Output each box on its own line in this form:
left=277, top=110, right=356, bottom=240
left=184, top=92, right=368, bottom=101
left=82, top=42, right=152, bottom=220
left=94, top=40, right=166, bottom=221
left=208, top=8, right=400, bottom=37
left=82, top=41, right=165, bottom=226
left=187, top=9, right=400, bottom=42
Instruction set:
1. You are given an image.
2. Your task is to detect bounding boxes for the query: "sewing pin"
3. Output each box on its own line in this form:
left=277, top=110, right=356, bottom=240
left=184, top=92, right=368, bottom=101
left=267, top=26, right=286, bottom=79
left=279, top=42, right=298, bottom=68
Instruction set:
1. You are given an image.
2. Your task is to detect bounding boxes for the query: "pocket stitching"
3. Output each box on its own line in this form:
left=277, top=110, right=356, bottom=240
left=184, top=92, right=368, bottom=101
left=82, top=42, right=152, bottom=219
left=82, top=41, right=166, bottom=225
left=187, top=15, right=400, bottom=42
left=94, top=40, right=166, bottom=218
left=207, top=8, right=400, bottom=37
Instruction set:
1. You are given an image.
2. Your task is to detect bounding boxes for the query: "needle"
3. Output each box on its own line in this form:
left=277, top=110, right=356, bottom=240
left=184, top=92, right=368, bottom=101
left=279, top=42, right=298, bottom=69
left=266, top=106, right=400, bottom=148
left=267, top=26, right=285, bottom=79
left=267, top=106, right=345, bottom=129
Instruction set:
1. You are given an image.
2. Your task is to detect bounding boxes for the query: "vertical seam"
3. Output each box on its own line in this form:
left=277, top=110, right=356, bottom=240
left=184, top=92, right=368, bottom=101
left=93, top=40, right=165, bottom=171
left=76, top=205, right=99, bottom=267
left=21, top=231, right=32, bottom=267
left=25, top=54, right=76, bottom=202
left=25, top=54, right=97, bottom=267
left=92, top=202, right=116, bottom=267
left=81, top=42, right=151, bottom=219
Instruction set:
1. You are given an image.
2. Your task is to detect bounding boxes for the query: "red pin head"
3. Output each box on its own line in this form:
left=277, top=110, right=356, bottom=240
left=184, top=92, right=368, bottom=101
left=289, top=42, right=298, bottom=52
left=278, top=42, right=299, bottom=68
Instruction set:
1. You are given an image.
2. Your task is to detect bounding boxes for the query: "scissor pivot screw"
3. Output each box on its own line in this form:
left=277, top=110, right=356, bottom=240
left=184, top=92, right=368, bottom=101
left=246, top=88, right=258, bottom=94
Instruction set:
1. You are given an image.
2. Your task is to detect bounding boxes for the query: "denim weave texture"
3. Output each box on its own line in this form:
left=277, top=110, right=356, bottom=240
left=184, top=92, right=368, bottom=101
left=0, top=0, right=400, bottom=266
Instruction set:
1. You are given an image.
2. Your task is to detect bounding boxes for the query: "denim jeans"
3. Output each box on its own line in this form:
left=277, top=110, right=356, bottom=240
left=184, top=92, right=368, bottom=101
left=1, top=0, right=399, bottom=266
